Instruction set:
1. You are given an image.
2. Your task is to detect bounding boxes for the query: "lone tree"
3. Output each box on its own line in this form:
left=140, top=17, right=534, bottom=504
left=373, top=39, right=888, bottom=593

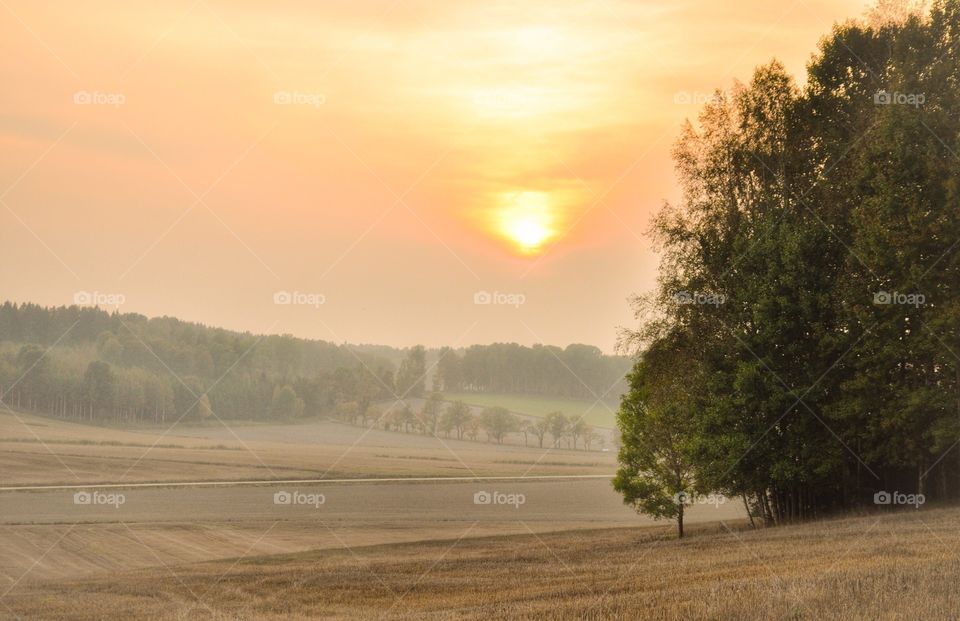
left=613, top=331, right=703, bottom=538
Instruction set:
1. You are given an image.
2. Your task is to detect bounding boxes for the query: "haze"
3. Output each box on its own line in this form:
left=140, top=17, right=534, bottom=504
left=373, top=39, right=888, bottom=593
left=1, top=0, right=865, bottom=350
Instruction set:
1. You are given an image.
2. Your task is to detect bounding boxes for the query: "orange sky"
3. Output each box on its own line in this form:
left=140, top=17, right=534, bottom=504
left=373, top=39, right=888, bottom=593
left=0, top=0, right=867, bottom=351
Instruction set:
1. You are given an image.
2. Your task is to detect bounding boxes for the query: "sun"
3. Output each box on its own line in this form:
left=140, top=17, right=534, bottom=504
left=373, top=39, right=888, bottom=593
left=497, top=191, right=555, bottom=254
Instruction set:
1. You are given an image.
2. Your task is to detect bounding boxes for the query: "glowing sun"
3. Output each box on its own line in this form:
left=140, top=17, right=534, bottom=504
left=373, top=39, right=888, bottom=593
left=497, top=191, right=555, bottom=254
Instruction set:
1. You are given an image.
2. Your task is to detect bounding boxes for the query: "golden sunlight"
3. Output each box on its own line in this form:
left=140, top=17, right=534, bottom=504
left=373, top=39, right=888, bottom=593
left=496, top=191, right=555, bottom=254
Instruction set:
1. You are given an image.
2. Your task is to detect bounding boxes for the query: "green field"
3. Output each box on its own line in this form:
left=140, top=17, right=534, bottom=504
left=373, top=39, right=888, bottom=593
left=441, top=392, right=618, bottom=428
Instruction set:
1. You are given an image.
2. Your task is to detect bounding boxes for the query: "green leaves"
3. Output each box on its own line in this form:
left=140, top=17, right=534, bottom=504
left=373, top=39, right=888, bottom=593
left=618, top=1, right=960, bottom=522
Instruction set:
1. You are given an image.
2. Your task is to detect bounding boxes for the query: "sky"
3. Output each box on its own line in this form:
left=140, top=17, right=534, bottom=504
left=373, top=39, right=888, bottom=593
left=1, top=0, right=867, bottom=352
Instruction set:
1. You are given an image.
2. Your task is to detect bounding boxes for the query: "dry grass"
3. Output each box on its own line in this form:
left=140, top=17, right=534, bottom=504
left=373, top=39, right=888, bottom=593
left=0, top=520, right=603, bottom=586
left=0, top=410, right=614, bottom=486
left=6, top=506, right=959, bottom=620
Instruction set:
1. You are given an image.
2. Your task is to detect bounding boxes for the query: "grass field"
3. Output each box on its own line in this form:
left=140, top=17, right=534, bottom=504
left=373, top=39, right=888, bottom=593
left=0, top=409, right=615, bottom=486
left=0, top=477, right=741, bottom=584
left=441, top=392, right=618, bottom=428
left=5, top=505, right=957, bottom=620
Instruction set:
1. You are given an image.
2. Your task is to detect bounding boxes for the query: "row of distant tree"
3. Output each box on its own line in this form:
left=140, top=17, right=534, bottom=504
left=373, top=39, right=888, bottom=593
left=0, top=303, right=625, bottom=425
left=433, top=343, right=629, bottom=398
left=333, top=393, right=605, bottom=450
left=615, top=3, right=960, bottom=537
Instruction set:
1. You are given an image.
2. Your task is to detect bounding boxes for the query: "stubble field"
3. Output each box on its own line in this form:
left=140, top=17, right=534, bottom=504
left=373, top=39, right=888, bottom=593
left=4, top=506, right=957, bottom=620
left=0, top=409, right=614, bottom=486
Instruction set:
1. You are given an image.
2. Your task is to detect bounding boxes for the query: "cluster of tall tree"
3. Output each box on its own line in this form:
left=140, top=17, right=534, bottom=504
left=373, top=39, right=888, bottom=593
left=616, top=2, right=960, bottom=535
left=434, top=343, right=629, bottom=399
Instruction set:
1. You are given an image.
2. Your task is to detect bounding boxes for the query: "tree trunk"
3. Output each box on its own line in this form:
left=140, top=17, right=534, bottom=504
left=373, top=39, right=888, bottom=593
left=742, top=494, right=756, bottom=529
left=760, top=489, right=774, bottom=527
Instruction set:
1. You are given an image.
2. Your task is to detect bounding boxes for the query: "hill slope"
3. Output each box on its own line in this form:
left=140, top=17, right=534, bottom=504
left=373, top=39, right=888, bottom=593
left=7, top=506, right=958, bottom=620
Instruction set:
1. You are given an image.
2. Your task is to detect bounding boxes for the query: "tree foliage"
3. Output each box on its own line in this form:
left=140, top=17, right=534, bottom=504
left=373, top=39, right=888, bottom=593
left=618, top=1, right=960, bottom=528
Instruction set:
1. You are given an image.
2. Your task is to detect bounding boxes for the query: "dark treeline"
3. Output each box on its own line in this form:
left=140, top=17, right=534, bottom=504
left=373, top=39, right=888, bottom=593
left=0, top=303, right=627, bottom=424
left=0, top=302, right=398, bottom=423
left=615, top=2, right=960, bottom=535
left=434, top=343, right=630, bottom=399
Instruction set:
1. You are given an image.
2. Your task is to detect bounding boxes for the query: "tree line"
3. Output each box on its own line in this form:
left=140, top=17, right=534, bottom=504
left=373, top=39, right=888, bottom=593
left=0, top=302, right=409, bottom=424
left=433, top=343, right=629, bottom=399
left=332, top=393, right=604, bottom=450
left=615, top=2, right=960, bottom=536
left=0, top=303, right=624, bottom=430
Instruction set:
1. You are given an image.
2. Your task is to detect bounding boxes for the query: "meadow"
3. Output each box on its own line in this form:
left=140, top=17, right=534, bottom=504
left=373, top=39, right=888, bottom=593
left=5, top=505, right=956, bottom=620
left=440, top=392, right=617, bottom=429
left=0, top=409, right=615, bottom=486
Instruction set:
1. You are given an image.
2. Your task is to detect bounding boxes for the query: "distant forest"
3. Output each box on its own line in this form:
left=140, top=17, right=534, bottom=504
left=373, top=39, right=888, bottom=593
left=0, top=302, right=628, bottom=424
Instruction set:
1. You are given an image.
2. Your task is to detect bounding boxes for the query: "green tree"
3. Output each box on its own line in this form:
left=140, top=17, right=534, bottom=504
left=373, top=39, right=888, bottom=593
left=528, top=419, right=549, bottom=448
left=545, top=412, right=568, bottom=448
left=396, top=346, right=426, bottom=398
left=270, top=385, right=305, bottom=419
left=479, top=406, right=520, bottom=444
left=419, top=391, right=444, bottom=435
left=441, top=400, right=472, bottom=440
left=82, top=360, right=116, bottom=419
left=569, top=419, right=589, bottom=450
left=613, top=334, right=703, bottom=538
